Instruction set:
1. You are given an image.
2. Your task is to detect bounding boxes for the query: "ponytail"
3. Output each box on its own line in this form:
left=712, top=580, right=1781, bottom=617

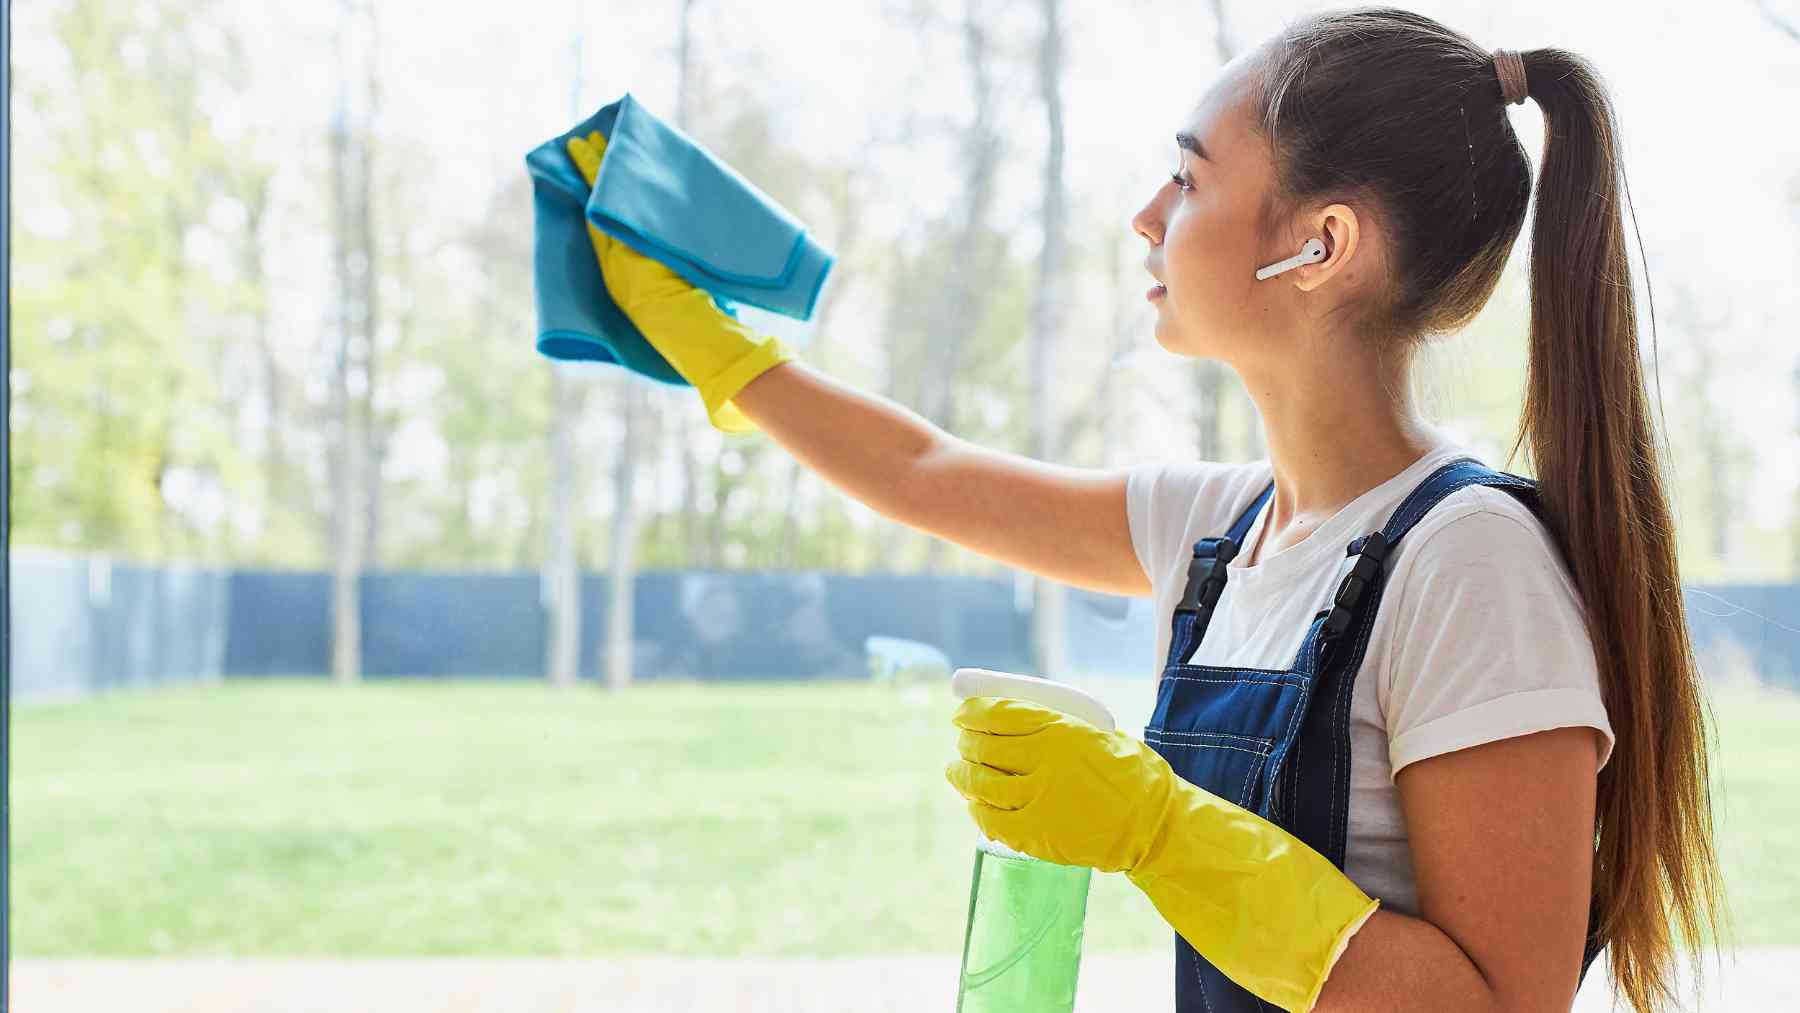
left=1511, top=47, right=1731, bottom=1012
left=1248, top=11, right=1732, bottom=1009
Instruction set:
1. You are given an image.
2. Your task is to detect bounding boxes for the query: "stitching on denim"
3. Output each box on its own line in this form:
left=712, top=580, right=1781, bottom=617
left=1237, top=749, right=1260, bottom=807
left=1186, top=938, right=1217, bottom=1013
left=1278, top=680, right=1309, bottom=820
left=1274, top=640, right=1311, bottom=781
left=1168, top=660, right=1302, bottom=679
left=1279, top=707, right=1301, bottom=823
left=1165, top=609, right=1197, bottom=669
left=1143, top=728, right=1273, bottom=750
left=1160, top=672, right=1297, bottom=689
left=1141, top=734, right=1272, bottom=760
left=1266, top=621, right=1327, bottom=823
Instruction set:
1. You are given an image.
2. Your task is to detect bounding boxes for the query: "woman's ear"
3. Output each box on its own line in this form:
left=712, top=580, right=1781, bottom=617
left=1290, top=204, right=1360, bottom=293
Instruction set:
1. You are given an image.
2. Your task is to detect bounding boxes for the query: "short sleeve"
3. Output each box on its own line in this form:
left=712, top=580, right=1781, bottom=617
left=1127, top=458, right=1267, bottom=604
left=1125, top=461, right=1168, bottom=587
left=1380, top=501, right=1615, bottom=779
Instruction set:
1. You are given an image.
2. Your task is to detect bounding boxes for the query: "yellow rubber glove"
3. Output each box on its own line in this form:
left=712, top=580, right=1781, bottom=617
left=564, top=130, right=794, bottom=434
left=945, top=696, right=1380, bottom=1013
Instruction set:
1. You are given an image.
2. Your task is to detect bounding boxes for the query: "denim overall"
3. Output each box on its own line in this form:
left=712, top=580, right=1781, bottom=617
left=1143, top=457, right=1606, bottom=1011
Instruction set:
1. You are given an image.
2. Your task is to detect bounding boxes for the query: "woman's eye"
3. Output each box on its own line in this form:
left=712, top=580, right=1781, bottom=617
left=1169, top=170, right=1192, bottom=192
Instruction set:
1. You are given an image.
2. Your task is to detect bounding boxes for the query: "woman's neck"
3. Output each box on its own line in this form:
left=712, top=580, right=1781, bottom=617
left=1231, top=340, right=1440, bottom=561
left=1238, top=358, right=1439, bottom=562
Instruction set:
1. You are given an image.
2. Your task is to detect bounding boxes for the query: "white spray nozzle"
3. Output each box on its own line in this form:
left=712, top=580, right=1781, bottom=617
left=950, top=668, right=1116, bottom=733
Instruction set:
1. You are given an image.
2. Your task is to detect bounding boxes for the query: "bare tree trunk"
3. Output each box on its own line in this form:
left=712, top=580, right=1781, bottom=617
left=604, top=374, right=640, bottom=690
left=240, top=173, right=286, bottom=561
left=1190, top=0, right=1237, bottom=465
left=1793, top=343, right=1800, bottom=574
left=546, top=364, right=582, bottom=684
left=674, top=0, right=704, bottom=571
left=1028, top=0, right=1068, bottom=678
left=1214, top=2, right=1263, bottom=462
left=922, top=7, right=1002, bottom=574
left=602, top=0, right=701, bottom=687
left=1793, top=352, right=1800, bottom=574
left=364, top=430, right=382, bottom=565
left=360, top=31, right=383, bottom=571
left=546, top=26, right=585, bottom=687
left=1689, top=316, right=1733, bottom=566
left=679, top=414, right=700, bottom=563
left=329, top=0, right=377, bottom=684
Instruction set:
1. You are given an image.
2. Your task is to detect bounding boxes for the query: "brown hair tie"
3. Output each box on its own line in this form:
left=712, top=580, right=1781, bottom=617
left=1493, top=48, right=1529, bottom=105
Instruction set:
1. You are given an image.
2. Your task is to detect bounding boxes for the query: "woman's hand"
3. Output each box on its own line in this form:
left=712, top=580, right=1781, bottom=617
left=944, top=695, right=1379, bottom=1013
left=944, top=696, right=1175, bottom=872
left=564, top=130, right=793, bottom=434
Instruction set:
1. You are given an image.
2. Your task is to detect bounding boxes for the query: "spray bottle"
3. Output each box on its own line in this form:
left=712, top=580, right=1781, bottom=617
left=951, top=668, right=1116, bottom=1013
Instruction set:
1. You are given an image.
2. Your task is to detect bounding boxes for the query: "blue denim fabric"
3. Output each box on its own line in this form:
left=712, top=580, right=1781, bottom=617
left=524, top=91, right=834, bottom=375
left=1146, top=457, right=1605, bottom=1011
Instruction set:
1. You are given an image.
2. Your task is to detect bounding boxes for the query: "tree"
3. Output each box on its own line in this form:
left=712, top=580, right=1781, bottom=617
left=327, top=0, right=379, bottom=684
left=544, top=26, right=587, bottom=688
left=10, top=0, right=273, bottom=561
left=1027, top=0, right=1070, bottom=677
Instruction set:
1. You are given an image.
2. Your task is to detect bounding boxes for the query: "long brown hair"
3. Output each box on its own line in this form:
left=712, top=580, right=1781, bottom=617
left=1243, top=8, right=1729, bottom=1009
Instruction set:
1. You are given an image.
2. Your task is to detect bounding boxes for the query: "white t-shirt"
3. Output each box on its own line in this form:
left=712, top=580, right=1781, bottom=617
left=1124, top=432, right=1614, bottom=916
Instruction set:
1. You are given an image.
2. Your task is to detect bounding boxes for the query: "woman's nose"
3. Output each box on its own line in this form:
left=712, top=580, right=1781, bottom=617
left=1131, top=202, right=1162, bottom=245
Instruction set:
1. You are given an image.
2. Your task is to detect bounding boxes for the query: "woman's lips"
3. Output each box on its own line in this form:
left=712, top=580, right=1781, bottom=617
left=1146, top=283, right=1167, bottom=301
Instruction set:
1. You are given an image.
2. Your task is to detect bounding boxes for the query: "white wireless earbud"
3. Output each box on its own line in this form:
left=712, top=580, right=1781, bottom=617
left=1255, top=238, right=1328, bottom=281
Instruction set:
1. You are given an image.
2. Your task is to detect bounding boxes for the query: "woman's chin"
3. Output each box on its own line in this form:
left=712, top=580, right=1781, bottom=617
left=1152, top=318, right=1214, bottom=359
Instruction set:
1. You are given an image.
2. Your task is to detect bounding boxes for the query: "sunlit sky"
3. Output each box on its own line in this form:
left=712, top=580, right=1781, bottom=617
left=16, top=0, right=1800, bottom=534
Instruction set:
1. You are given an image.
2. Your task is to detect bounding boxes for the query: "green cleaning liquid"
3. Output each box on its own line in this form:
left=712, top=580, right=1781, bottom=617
left=955, top=837, right=1094, bottom=1013
left=949, top=668, right=1115, bottom=1013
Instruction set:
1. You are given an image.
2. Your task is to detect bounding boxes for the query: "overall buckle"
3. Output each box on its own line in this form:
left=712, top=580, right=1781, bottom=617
left=1322, top=531, right=1389, bottom=639
left=1174, top=537, right=1238, bottom=615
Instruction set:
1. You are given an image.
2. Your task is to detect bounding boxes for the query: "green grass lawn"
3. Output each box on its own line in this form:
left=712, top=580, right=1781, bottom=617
left=10, top=677, right=1797, bottom=955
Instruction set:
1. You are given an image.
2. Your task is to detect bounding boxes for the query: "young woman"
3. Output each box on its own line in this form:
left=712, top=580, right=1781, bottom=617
left=563, top=7, right=1727, bottom=1010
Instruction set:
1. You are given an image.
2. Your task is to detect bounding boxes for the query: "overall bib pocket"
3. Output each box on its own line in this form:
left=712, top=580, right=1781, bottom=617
left=1144, top=664, right=1307, bottom=815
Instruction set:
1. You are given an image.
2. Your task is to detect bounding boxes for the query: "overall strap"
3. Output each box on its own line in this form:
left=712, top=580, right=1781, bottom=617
left=1280, top=455, right=1543, bottom=869
left=1318, top=457, right=1539, bottom=645
left=1171, top=479, right=1274, bottom=656
left=1299, top=455, right=1606, bottom=984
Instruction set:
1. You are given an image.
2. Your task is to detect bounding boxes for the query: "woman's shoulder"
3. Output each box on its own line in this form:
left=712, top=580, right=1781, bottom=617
left=1373, top=478, right=1613, bottom=775
left=1125, top=457, right=1274, bottom=589
left=1127, top=456, right=1273, bottom=532
left=1385, top=480, right=1582, bottom=606
left=1404, top=480, right=1560, bottom=550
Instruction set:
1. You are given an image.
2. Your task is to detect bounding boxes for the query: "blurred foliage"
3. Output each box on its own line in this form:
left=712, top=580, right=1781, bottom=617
left=7, top=0, right=1795, bottom=583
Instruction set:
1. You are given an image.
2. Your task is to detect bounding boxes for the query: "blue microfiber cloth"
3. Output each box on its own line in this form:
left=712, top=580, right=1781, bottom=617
left=525, top=91, right=834, bottom=382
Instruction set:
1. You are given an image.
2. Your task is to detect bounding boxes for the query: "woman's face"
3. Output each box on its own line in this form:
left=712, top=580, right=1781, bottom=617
left=1131, top=53, right=1309, bottom=370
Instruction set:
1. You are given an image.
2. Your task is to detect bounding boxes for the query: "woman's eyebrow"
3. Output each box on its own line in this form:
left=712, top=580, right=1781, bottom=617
left=1176, top=131, right=1210, bottom=161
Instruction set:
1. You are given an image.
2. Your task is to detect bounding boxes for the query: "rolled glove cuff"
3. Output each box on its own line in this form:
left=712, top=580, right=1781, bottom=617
left=694, top=333, right=794, bottom=434
left=1123, top=779, right=1380, bottom=1012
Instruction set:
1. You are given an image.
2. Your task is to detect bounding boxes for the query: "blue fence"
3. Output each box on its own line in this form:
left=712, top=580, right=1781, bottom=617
left=12, top=553, right=1058, bottom=699
left=215, top=567, right=1038, bottom=683
left=9, top=550, right=1798, bottom=701
left=11, top=554, right=230, bottom=700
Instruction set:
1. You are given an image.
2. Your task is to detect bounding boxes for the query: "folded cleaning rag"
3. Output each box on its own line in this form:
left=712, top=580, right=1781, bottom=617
left=524, top=91, right=834, bottom=380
